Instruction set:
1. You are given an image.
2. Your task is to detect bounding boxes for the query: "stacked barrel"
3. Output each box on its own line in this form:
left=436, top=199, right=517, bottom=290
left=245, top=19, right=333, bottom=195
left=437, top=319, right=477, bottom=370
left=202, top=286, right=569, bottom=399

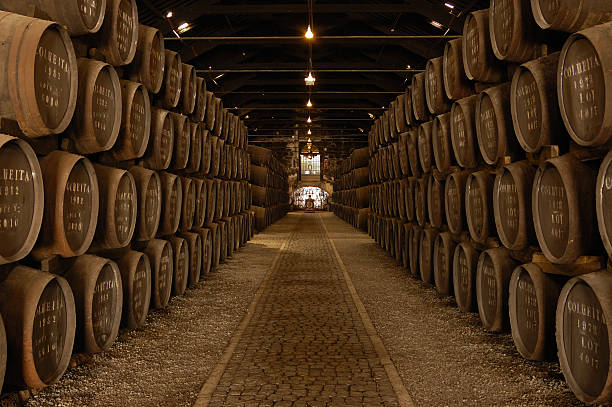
left=364, top=1, right=612, bottom=405
left=330, top=147, right=370, bottom=231
left=0, top=0, right=253, bottom=395
left=248, top=145, right=289, bottom=231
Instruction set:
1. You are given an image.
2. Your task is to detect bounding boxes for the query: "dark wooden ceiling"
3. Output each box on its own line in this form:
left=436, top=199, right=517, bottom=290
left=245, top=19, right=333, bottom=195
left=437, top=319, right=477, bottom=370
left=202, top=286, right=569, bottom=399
left=136, top=0, right=489, bottom=159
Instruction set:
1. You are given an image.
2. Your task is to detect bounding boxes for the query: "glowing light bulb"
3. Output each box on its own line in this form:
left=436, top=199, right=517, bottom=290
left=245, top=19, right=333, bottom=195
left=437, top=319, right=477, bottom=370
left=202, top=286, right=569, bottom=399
left=307, top=129, right=312, bottom=135
left=166, top=11, right=173, bottom=18
left=304, top=72, right=316, bottom=86
left=307, top=99, right=312, bottom=108
left=307, top=116, right=312, bottom=123
left=305, top=25, right=314, bottom=39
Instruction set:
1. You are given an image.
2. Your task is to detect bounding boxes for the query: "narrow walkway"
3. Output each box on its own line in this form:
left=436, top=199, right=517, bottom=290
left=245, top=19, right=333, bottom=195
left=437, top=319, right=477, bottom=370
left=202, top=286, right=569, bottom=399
left=197, top=213, right=405, bottom=407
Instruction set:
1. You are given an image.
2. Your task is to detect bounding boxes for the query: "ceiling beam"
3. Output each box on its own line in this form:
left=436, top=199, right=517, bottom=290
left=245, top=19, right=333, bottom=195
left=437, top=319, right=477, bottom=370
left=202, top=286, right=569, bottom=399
left=166, top=3, right=457, bottom=17
left=198, top=68, right=423, bottom=73
left=166, top=35, right=460, bottom=41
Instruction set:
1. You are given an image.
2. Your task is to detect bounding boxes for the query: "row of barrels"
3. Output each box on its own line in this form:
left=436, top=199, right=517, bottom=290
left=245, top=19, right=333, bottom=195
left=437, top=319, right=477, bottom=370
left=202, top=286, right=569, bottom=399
left=347, top=1, right=612, bottom=405
left=0, top=0, right=250, bottom=154
left=0, top=209, right=254, bottom=391
left=330, top=204, right=369, bottom=232
left=366, top=213, right=612, bottom=406
left=331, top=147, right=371, bottom=232
left=0, top=134, right=252, bottom=264
left=248, top=145, right=289, bottom=232
left=371, top=9, right=612, bottom=160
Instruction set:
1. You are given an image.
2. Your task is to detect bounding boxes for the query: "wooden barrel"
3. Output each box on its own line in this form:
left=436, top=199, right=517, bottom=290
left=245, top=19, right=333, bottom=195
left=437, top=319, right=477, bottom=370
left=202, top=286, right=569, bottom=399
left=428, top=175, right=445, bottom=228
left=433, top=232, right=457, bottom=296
left=144, top=107, right=174, bottom=170
left=219, top=109, right=228, bottom=142
left=214, top=178, right=224, bottom=220
left=180, top=232, right=201, bottom=286
left=494, top=161, right=536, bottom=250
left=531, top=0, right=612, bottom=32
left=511, top=52, right=564, bottom=153
left=116, top=250, right=151, bottom=329
left=420, top=228, right=438, bottom=284
left=418, top=121, right=433, bottom=173
left=400, top=223, right=410, bottom=268
left=144, top=239, right=173, bottom=309
left=169, top=236, right=188, bottom=296
left=509, top=262, right=562, bottom=361
left=380, top=112, right=390, bottom=145
left=405, top=178, right=416, bottom=222
left=205, top=91, right=216, bottom=131
left=443, top=38, right=474, bottom=101
left=217, top=219, right=228, bottom=263
left=398, top=132, right=410, bottom=177
left=222, top=181, right=231, bottom=217
left=462, top=9, right=505, bottom=83
left=180, top=63, right=196, bottom=115
left=179, top=176, right=196, bottom=232
left=0, top=314, right=5, bottom=391
left=533, top=155, right=596, bottom=264
left=404, top=86, right=416, bottom=126
left=195, top=227, right=212, bottom=276
left=489, top=0, right=542, bottom=63
left=70, top=58, right=122, bottom=154
left=200, top=129, right=212, bottom=175
left=93, top=164, right=136, bottom=249
left=204, top=178, right=216, bottom=225
left=388, top=104, right=398, bottom=141
left=210, top=136, right=222, bottom=177
left=192, top=179, right=206, bottom=229
left=452, top=242, right=479, bottom=312
left=596, top=150, right=612, bottom=258
left=432, top=113, right=454, bottom=172
left=475, top=82, right=518, bottom=165
left=451, top=95, right=480, bottom=168
left=558, top=23, right=612, bottom=146
left=191, top=77, right=207, bottom=122
left=0, top=266, right=75, bottom=388
left=37, top=151, right=98, bottom=257
left=159, top=50, right=182, bottom=109
left=415, top=175, right=428, bottom=226
left=208, top=222, right=221, bottom=270
left=0, top=12, right=77, bottom=137
left=445, top=170, right=470, bottom=234
left=476, top=248, right=518, bottom=332
left=109, top=80, right=151, bottom=161
left=407, top=130, right=421, bottom=178
left=425, top=57, right=451, bottom=115
left=96, top=0, right=138, bottom=66
left=411, top=72, right=428, bottom=122
left=391, top=217, right=403, bottom=264
left=0, top=0, right=106, bottom=35
left=129, top=24, right=164, bottom=94
left=129, top=166, right=160, bottom=241
left=409, top=225, right=422, bottom=278
left=170, top=113, right=190, bottom=170
left=465, top=170, right=495, bottom=244
left=395, top=94, right=409, bottom=133
left=185, top=122, right=203, bottom=173
left=213, top=97, right=224, bottom=138
left=158, top=171, right=182, bottom=236
left=223, top=217, right=235, bottom=258
left=555, top=271, right=612, bottom=404
left=65, top=255, right=122, bottom=353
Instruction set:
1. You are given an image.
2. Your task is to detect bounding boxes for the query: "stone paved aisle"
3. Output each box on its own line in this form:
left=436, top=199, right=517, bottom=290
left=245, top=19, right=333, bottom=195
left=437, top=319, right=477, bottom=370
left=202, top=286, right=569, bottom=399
left=200, top=212, right=403, bottom=407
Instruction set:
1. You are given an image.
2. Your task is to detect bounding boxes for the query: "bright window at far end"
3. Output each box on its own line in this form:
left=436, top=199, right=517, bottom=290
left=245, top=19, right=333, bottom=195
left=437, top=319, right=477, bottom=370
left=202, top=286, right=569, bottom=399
left=301, top=154, right=320, bottom=175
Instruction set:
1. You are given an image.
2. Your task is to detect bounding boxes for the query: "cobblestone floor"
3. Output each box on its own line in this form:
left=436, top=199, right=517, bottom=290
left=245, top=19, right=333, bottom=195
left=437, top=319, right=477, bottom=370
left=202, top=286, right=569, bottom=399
left=206, top=213, right=401, bottom=407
